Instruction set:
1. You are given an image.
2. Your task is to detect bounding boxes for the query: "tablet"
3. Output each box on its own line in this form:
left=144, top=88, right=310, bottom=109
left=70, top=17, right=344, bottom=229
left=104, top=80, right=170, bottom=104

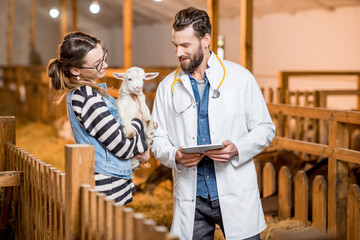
left=181, top=143, right=224, bottom=154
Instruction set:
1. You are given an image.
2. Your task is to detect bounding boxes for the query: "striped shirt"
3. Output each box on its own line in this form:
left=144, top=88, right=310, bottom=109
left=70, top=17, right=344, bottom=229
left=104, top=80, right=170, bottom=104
left=94, top=173, right=136, bottom=205
left=72, top=85, right=148, bottom=159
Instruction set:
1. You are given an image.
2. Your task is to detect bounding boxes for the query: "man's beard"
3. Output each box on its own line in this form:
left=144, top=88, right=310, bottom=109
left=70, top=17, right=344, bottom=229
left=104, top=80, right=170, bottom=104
left=179, top=45, right=204, bottom=74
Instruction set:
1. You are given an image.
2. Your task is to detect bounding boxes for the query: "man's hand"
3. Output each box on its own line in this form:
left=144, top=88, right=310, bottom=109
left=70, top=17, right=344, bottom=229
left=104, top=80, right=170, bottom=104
left=134, top=149, right=150, bottom=163
left=204, top=140, right=238, bottom=163
left=175, top=147, right=204, bottom=168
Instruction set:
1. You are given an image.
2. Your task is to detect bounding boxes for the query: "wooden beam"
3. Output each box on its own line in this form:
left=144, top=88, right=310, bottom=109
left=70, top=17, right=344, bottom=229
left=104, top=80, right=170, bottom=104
left=7, top=0, right=14, bottom=66
left=0, top=171, right=23, bottom=187
left=240, top=0, right=253, bottom=72
left=60, top=0, right=68, bottom=39
left=207, top=0, right=219, bottom=54
left=123, top=0, right=132, bottom=69
left=72, top=0, right=77, bottom=32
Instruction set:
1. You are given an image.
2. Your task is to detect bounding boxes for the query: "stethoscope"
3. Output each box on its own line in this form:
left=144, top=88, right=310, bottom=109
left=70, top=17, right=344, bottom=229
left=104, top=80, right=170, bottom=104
left=170, top=54, right=226, bottom=114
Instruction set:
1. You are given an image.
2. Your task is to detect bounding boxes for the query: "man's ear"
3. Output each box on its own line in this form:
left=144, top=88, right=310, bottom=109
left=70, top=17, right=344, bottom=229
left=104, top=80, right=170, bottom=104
left=70, top=67, right=81, bottom=76
left=202, top=33, right=211, bottom=49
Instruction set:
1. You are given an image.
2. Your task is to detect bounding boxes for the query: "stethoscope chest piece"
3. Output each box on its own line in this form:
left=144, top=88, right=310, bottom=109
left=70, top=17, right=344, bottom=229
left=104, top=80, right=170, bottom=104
left=212, top=89, right=220, bottom=99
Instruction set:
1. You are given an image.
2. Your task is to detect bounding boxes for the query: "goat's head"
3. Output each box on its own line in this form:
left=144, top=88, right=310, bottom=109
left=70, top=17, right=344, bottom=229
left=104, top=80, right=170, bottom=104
left=113, top=67, right=159, bottom=95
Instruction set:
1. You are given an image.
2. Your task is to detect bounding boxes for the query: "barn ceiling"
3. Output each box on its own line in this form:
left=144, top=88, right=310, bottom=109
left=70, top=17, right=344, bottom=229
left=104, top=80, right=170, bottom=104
left=19, top=0, right=360, bottom=31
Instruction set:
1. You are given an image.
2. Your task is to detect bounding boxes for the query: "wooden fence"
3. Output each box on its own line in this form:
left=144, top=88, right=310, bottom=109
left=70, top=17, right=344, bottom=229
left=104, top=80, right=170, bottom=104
left=256, top=158, right=360, bottom=239
left=0, top=116, right=179, bottom=240
left=266, top=103, right=360, bottom=239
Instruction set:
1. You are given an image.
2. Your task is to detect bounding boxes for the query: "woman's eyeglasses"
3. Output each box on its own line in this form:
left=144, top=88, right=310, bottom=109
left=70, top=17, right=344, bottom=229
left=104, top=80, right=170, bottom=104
left=78, top=48, right=108, bottom=72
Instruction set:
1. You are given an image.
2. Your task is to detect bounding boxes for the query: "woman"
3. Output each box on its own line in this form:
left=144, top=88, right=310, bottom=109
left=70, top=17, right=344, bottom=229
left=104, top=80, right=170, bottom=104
left=47, top=31, right=149, bottom=205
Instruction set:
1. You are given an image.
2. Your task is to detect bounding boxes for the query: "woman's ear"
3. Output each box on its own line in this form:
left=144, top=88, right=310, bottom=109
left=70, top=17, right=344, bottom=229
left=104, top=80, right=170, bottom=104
left=70, top=67, right=81, bottom=77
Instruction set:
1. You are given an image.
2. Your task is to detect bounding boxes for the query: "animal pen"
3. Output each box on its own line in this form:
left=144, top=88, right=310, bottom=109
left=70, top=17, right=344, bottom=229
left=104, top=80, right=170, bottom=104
left=0, top=117, right=179, bottom=240
left=0, top=66, right=360, bottom=239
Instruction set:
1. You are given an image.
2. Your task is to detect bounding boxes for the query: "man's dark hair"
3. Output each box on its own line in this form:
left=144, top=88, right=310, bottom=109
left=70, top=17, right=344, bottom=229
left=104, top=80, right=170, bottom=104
left=172, top=7, right=211, bottom=39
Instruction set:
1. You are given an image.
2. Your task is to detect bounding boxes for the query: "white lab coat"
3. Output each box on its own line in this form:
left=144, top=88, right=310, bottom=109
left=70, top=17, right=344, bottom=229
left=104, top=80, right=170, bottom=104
left=151, top=53, right=275, bottom=240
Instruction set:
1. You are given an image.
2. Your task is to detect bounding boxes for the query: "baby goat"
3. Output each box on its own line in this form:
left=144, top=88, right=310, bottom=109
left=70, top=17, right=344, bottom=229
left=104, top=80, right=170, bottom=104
left=113, top=67, right=159, bottom=170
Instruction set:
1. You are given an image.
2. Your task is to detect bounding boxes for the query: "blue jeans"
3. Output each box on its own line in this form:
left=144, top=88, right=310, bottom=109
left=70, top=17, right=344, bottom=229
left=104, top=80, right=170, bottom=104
left=192, top=196, right=260, bottom=240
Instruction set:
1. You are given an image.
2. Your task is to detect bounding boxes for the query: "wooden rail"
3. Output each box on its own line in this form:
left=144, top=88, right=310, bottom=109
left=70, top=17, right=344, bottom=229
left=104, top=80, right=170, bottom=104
left=0, top=116, right=179, bottom=240
left=278, top=71, right=360, bottom=109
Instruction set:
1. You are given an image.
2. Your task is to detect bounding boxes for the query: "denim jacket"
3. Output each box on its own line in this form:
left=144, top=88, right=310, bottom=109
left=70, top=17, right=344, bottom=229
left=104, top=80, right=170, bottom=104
left=66, top=83, right=132, bottom=178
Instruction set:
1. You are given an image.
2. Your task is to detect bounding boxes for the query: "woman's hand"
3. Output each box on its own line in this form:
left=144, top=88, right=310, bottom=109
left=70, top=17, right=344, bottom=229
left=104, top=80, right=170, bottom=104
left=134, top=149, right=150, bottom=164
left=131, top=93, right=143, bottom=120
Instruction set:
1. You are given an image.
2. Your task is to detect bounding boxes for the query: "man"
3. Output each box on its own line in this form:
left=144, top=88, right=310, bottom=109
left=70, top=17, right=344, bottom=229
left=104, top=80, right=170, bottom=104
left=151, top=7, right=275, bottom=240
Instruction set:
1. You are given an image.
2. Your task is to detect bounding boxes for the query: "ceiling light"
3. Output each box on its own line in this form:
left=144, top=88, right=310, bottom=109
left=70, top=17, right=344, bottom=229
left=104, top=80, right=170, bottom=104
left=49, top=8, right=59, bottom=19
left=90, top=1, right=100, bottom=14
left=154, top=0, right=163, bottom=2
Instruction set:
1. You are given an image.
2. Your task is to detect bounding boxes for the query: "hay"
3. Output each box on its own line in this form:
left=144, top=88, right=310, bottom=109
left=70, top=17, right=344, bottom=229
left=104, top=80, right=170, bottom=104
left=260, top=218, right=329, bottom=240
left=128, top=180, right=174, bottom=228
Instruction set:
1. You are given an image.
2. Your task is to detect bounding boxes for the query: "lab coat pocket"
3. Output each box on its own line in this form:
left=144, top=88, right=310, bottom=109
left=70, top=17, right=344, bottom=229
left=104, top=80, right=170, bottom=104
left=224, top=88, right=245, bottom=116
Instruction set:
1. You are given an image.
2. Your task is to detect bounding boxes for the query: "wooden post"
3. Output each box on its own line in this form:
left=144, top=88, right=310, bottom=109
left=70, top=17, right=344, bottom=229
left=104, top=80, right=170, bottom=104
left=113, top=204, right=124, bottom=240
left=123, top=0, right=133, bottom=69
left=133, top=213, right=145, bottom=240
left=72, top=0, right=77, bottom=32
left=240, top=0, right=253, bottom=72
left=65, top=144, right=95, bottom=240
left=278, top=166, right=291, bottom=220
left=105, top=199, right=115, bottom=240
left=154, top=226, right=168, bottom=240
left=312, top=175, right=327, bottom=231
left=328, top=121, right=349, bottom=238
left=96, top=193, right=106, bottom=239
left=278, top=72, right=289, bottom=104
left=123, top=207, right=134, bottom=240
left=263, top=162, right=275, bottom=198
left=358, top=75, right=360, bottom=110
left=143, top=219, right=156, bottom=239
left=60, top=0, right=68, bottom=39
left=0, top=116, right=15, bottom=171
left=207, top=0, right=219, bottom=54
left=88, top=189, right=98, bottom=240
left=294, top=170, right=308, bottom=224
left=80, top=184, right=91, bottom=240
left=7, top=0, right=14, bottom=65
left=29, top=0, right=36, bottom=65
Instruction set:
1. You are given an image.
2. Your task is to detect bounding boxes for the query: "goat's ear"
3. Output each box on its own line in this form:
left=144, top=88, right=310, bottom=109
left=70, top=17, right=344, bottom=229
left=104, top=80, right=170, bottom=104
left=144, top=72, right=159, bottom=80
left=113, top=72, right=126, bottom=80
